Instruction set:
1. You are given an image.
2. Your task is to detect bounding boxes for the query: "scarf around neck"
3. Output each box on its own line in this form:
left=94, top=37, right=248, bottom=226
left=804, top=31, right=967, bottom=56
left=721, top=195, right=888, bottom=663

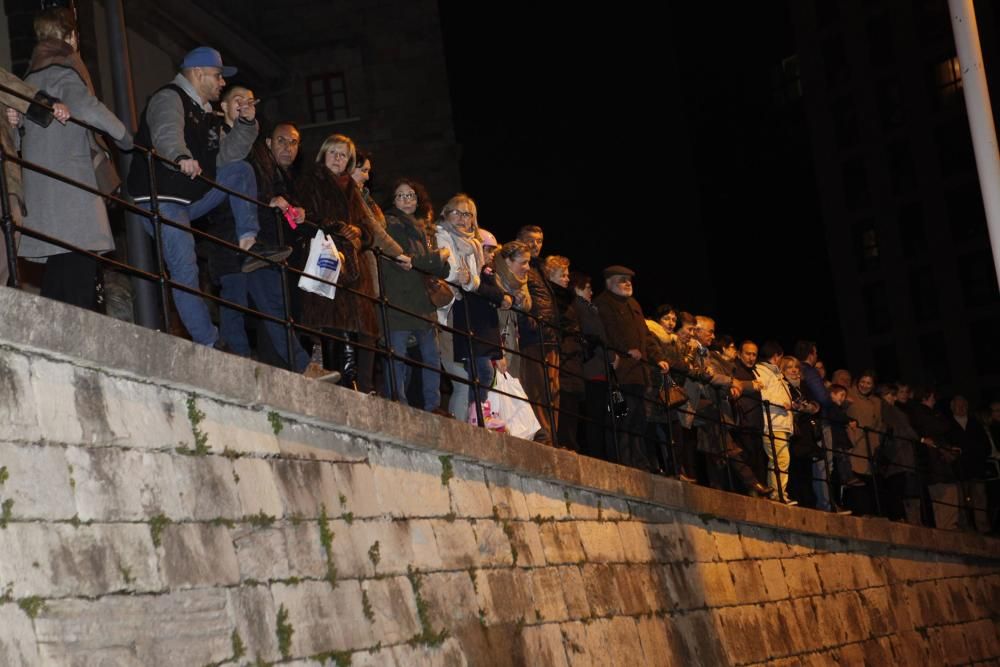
left=440, top=218, right=484, bottom=269
left=493, top=255, right=531, bottom=312
left=30, top=39, right=94, bottom=93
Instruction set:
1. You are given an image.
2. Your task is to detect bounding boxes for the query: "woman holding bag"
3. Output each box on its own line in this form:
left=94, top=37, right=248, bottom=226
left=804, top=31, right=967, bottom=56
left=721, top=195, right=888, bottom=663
left=382, top=178, right=451, bottom=414
left=17, top=8, right=131, bottom=309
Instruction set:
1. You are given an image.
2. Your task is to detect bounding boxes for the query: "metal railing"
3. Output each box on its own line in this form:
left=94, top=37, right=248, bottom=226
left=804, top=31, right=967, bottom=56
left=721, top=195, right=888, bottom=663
left=2, top=82, right=997, bottom=535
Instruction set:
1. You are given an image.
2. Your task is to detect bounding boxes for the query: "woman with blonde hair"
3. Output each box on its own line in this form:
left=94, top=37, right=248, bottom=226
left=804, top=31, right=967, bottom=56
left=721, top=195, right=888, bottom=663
left=434, top=193, right=485, bottom=416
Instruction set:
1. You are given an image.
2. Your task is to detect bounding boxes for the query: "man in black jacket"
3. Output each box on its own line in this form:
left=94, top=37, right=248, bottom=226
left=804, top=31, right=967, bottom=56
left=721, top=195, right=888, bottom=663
left=516, top=225, right=561, bottom=445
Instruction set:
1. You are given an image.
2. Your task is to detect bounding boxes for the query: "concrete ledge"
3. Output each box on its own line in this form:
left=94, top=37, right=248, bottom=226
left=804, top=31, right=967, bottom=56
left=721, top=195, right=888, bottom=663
left=2, top=287, right=996, bottom=560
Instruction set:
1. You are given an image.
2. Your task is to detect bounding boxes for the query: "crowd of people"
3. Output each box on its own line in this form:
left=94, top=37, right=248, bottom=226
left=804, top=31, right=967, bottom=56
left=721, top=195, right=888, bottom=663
left=2, top=11, right=998, bottom=536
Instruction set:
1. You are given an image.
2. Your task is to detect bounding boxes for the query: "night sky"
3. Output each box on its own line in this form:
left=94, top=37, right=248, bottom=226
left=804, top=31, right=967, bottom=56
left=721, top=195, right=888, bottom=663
left=438, top=2, right=844, bottom=366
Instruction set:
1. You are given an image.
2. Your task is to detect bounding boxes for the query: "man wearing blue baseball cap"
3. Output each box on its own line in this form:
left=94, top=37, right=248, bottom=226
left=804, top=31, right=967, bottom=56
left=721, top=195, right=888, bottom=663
left=128, top=46, right=289, bottom=348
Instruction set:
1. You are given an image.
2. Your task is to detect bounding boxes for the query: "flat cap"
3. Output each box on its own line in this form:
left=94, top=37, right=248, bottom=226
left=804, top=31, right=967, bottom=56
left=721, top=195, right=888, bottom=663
left=602, top=265, right=635, bottom=279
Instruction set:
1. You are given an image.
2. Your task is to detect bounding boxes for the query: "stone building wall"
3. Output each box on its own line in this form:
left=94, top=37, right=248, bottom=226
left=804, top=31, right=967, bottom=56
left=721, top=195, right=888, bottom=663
left=0, top=287, right=997, bottom=666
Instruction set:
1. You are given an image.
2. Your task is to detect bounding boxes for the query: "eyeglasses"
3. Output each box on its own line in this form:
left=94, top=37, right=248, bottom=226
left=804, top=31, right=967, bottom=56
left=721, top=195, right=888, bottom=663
left=395, top=192, right=417, bottom=201
left=448, top=210, right=474, bottom=220
left=328, top=150, right=349, bottom=160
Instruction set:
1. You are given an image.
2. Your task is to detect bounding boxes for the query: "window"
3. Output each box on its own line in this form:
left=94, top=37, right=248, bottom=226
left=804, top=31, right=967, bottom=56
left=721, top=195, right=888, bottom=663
left=958, top=250, right=1000, bottom=308
left=908, top=267, right=940, bottom=323
left=306, top=73, right=350, bottom=124
left=772, top=54, right=802, bottom=106
left=853, top=220, right=880, bottom=271
left=930, top=56, right=964, bottom=111
left=896, top=202, right=927, bottom=258
left=863, top=282, right=892, bottom=334
left=842, top=158, right=871, bottom=210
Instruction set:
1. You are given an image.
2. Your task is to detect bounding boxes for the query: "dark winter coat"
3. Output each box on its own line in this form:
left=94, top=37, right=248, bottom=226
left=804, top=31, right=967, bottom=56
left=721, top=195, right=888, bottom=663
left=382, top=207, right=449, bottom=331
left=594, top=290, right=663, bottom=387
left=453, top=266, right=506, bottom=361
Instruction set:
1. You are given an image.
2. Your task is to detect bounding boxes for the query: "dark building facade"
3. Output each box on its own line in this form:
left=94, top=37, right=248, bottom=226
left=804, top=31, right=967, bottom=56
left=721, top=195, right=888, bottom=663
left=788, top=0, right=1000, bottom=404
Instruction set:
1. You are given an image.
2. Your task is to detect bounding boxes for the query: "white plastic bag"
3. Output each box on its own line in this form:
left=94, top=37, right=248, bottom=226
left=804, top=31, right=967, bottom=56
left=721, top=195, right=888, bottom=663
left=298, top=229, right=341, bottom=300
left=487, top=371, right=541, bottom=441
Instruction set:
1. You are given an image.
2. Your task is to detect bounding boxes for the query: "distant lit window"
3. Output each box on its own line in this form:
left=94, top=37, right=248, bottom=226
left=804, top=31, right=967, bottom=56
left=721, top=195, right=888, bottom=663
left=306, top=73, right=349, bottom=123
left=935, top=56, right=963, bottom=99
left=772, top=54, right=802, bottom=106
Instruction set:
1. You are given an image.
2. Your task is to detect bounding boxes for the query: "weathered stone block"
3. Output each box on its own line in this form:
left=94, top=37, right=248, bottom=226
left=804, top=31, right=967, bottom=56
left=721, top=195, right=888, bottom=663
left=857, top=586, right=896, bottom=637
left=0, top=349, right=41, bottom=442
left=471, top=520, right=515, bottom=567
left=672, top=610, right=728, bottom=666
left=505, top=521, right=546, bottom=567
left=780, top=557, right=823, bottom=598
left=634, top=615, right=686, bottom=666
left=362, top=575, right=421, bottom=645
left=0, top=523, right=160, bottom=598
left=0, top=442, right=75, bottom=521
left=227, top=585, right=279, bottom=663
left=616, top=520, right=653, bottom=563
left=406, top=519, right=445, bottom=572
left=679, top=519, right=719, bottom=562
left=538, top=521, right=585, bottom=564
left=418, top=571, right=480, bottom=633
left=580, top=563, right=624, bottom=617
left=432, top=519, right=480, bottom=569
left=739, top=524, right=794, bottom=560
left=331, top=462, right=382, bottom=519
left=30, top=359, right=89, bottom=445
left=557, top=566, right=592, bottom=619
left=529, top=567, right=569, bottom=622
left=276, top=420, right=369, bottom=462
left=34, top=589, right=232, bottom=667
left=759, top=557, right=789, bottom=601
left=697, top=561, right=739, bottom=607
left=232, top=457, right=284, bottom=518
left=646, top=520, right=686, bottom=563
left=389, top=637, right=468, bottom=667
left=612, top=564, right=656, bottom=616
left=889, top=630, right=934, bottom=665
left=729, top=560, right=769, bottom=604
left=811, top=552, right=855, bottom=593
left=369, top=446, right=451, bottom=518
left=66, top=447, right=186, bottom=521
left=477, top=568, right=535, bottom=624
left=347, top=519, right=417, bottom=577
left=98, top=374, right=193, bottom=451
left=576, top=521, right=626, bottom=563
left=484, top=469, right=530, bottom=521
left=660, top=562, right=707, bottom=611
left=270, top=458, right=341, bottom=519
left=520, top=623, right=569, bottom=667
left=271, top=580, right=373, bottom=656
left=447, top=459, right=494, bottom=518
left=558, top=621, right=593, bottom=666
left=756, top=601, right=795, bottom=658
left=196, top=398, right=280, bottom=456
left=710, top=521, right=745, bottom=561
left=716, top=605, right=771, bottom=665
left=598, top=617, right=647, bottom=667
left=282, top=522, right=330, bottom=580
left=234, top=526, right=290, bottom=582
left=0, top=604, right=41, bottom=666
left=171, top=454, right=242, bottom=521
left=160, top=523, right=239, bottom=588
left=521, top=478, right=571, bottom=521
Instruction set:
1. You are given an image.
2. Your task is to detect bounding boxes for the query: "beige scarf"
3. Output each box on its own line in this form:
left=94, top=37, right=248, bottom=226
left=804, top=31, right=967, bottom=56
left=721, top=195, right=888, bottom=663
left=493, top=254, right=531, bottom=312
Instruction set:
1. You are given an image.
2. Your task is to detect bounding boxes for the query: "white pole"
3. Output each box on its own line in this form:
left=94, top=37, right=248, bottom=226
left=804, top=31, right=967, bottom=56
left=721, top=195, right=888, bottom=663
left=949, top=0, right=1000, bottom=287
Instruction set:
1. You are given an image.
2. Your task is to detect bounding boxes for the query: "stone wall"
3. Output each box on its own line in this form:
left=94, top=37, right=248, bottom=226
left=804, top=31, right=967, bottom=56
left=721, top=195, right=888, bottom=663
left=0, top=288, right=997, bottom=666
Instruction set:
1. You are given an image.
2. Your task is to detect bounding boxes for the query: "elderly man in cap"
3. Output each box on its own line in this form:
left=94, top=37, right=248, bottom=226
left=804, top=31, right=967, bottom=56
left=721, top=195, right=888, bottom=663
left=127, top=47, right=287, bottom=347
left=594, top=265, right=668, bottom=471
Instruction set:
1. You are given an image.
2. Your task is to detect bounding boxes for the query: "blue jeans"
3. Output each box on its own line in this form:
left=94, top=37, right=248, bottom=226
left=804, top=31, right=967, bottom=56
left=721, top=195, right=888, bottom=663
left=388, top=328, right=440, bottom=410
left=140, top=161, right=260, bottom=345
left=466, top=356, right=495, bottom=405
left=218, top=268, right=309, bottom=371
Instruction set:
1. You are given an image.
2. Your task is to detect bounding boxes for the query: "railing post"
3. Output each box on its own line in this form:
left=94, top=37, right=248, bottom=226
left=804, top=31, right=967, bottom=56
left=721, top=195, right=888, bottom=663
left=0, top=144, right=19, bottom=288
left=374, top=251, right=398, bottom=401
left=145, top=150, right=170, bottom=330
left=864, top=427, right=883, bottom=516
left=603, top=348, right=621, bottom=464
left=462, top=290, right=484, bottom=428
left=763, top=399, right=783, bottom=502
